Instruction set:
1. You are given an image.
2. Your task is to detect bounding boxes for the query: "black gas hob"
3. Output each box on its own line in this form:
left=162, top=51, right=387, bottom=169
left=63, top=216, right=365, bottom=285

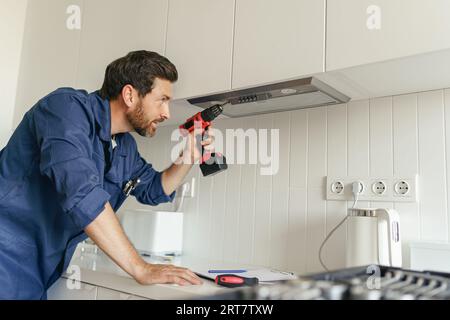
left=204, top=266, right=450, bottom=300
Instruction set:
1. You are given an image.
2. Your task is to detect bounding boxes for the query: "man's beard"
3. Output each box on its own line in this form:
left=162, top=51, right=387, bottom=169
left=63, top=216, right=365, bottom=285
left=127, top=103, right=156, bottom=138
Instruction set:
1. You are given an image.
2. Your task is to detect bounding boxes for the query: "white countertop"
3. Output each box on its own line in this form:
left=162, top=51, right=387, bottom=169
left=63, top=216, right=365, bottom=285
left=63, top=244, right=260, bottom=300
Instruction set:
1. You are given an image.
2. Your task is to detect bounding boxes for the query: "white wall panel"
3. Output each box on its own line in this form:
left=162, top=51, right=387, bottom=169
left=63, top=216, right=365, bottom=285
left=269, top=113, right=291, bottom=270
left=307, top=108, right=327, bottom=189
left=306, top=108, right=327, bottom=272
left=196, top=173, right=214, bottom=260
left=287, top=188, right=308, bottom=274
left=445, top=89, right=450, bottom=243
left=252, top=115, right=272, bottom=267
left=324, top=104, right=347, bottom=271
left=287, top=109, right=309, bottom=274
left=289, top=110, right=308, bottom=188
left=208, top=120, right=229, bottom=262
left=221, top=119, right=244, bottom=263
left=348, top=100, right=370, bottom=209
left=392, top=93, right=420, bottom=268
left=418, top=91, right=448, bottom=242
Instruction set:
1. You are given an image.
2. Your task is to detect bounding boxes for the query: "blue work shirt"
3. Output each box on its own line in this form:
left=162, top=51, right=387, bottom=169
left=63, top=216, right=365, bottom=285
left=0, top=88, right=175, bottom=299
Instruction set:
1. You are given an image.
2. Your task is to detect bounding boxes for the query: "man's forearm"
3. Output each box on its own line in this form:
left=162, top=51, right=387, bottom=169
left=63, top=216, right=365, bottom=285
left=84, top=203, right=145, bottom=279
left=84, top=202, right=203, bottom=286
left=161, top=162, right=193, bottom=195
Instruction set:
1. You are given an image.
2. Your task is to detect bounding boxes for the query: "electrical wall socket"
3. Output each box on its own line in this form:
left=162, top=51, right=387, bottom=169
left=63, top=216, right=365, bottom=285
left=326, top=175, right=419, bottom=202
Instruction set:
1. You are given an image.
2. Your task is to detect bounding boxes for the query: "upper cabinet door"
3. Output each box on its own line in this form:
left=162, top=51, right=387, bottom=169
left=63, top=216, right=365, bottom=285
left=76, top=0, right=168, bottom=92
left=327, top=0, right=450, bottom=71
left=14, top=0, right=83, bottom=126
left=165, top=0, right=235, bottom=99
left=232, top=0, right=326, bottom=89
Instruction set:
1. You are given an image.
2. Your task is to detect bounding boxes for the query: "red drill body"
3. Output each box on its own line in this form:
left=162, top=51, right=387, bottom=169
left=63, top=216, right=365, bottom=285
left=179, top=112, right=211, bottom=136
left=179, top=104, right=228, bottom=176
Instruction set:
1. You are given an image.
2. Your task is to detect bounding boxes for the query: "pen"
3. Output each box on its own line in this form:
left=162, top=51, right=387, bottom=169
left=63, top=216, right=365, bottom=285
left=208, top=269, right=247, bottom=274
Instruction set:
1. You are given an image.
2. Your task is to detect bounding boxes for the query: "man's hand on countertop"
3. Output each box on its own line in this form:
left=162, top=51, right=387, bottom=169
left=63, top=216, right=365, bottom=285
left=134, top=263, right=203, bottom=286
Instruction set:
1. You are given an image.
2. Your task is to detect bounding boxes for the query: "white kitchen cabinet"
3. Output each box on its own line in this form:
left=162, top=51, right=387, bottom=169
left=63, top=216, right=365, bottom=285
left=165, top=0, right=235, bottom=99
left=75, top=0, right=168, bottom=92
left=232, top=0, right=325, bottom=89
left=0, top=0, right=27, bottom=148
left=47, top=278, right=97, bottom=300
left=97, top=287, right=148, bottom=300
left=327, top=0, right=450, bottom=71
left=13, top=0, right=83, bottom=126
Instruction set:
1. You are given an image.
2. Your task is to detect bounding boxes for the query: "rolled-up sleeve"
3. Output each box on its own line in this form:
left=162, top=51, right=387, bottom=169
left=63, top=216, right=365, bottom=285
left=130, top=154, right=176, bottom=205
left=34, top=94, right=110, bottom=229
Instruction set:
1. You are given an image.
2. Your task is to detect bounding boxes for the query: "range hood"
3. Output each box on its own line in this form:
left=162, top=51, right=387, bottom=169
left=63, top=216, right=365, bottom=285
left=187, top=77, right=351, bottom=118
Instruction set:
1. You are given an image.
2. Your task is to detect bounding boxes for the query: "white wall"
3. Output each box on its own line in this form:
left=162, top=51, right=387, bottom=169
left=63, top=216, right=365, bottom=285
left=0, top=0, right=28, bottom=148
left=123, top=87, right=450, bottom=275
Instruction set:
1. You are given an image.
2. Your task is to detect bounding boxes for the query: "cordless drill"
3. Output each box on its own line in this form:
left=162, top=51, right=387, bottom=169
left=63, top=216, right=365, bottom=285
left=179, top=103, right=228, bottom=177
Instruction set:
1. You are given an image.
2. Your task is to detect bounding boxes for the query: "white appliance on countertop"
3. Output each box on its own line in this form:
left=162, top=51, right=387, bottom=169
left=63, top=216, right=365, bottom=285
left=119, top=209, right=183, bottom=256
left=346, top=208, right=402, bottom=268
left=410, top=242, right=450, bottom=273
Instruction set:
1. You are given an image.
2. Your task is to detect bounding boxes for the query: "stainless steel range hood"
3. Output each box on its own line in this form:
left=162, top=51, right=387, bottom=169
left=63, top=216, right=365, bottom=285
left=187, top=77, right=350, bottom=118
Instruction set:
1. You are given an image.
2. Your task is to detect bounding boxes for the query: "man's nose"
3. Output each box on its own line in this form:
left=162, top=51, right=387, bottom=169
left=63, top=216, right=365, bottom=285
left=162, top=103, right=170, bottom=120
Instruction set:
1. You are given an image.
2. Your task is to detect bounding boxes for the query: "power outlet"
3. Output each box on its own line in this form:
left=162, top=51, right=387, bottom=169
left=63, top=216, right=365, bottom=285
left=394, top=180, right=409, bottom=195
left=393, top=178, right=417, bottom=200
left=372, top=180, right=387, bottom=195
left=326, top=175, right=418, bottom=202
left=330, top=181, right=344, bottom=194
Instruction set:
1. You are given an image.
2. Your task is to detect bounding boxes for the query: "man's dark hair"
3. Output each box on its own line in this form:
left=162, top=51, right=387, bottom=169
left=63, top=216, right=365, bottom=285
left=99, top=50, right=178, bottom=100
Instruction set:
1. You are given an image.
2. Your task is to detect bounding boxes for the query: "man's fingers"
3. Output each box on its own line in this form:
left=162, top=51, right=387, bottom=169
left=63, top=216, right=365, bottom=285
left=138, top=264, right=203, bottom=286
left=173, top=277, right=190, bottom=286
left=163, top=266, right=203, bottom=285
left=186, top=269, right=201, bottom=280
left=173, top=269, right=203, bottom=285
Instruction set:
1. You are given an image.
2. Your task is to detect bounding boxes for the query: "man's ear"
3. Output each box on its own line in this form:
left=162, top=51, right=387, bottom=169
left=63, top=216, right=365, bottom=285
left=121, top=85, right=136, bottom=108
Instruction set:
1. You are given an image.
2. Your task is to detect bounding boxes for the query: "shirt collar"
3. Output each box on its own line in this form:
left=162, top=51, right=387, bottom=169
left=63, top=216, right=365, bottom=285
left=90, top=91, right=112, bottom=142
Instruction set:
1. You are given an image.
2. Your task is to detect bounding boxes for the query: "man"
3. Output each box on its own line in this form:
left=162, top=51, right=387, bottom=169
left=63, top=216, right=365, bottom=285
left=0, top=51, right=207, bottom=299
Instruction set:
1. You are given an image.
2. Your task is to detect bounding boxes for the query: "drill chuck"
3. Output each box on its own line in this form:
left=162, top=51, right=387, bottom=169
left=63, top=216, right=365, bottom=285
left=201, top=104, right=224, bottom=122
